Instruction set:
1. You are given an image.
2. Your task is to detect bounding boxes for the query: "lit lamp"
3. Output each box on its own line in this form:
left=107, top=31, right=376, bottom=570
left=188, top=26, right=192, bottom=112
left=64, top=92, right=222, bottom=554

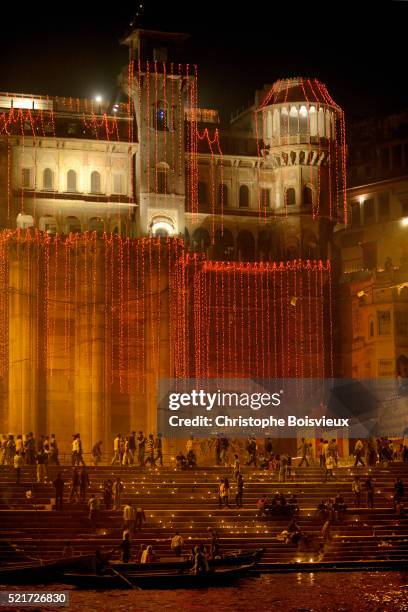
left=94, top=95, right=103, bottom=113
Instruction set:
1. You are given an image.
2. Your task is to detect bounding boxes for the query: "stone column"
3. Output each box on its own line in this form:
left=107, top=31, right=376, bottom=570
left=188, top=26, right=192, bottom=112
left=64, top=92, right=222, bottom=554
left=74, top=240, right=111, bottom=456
left=8, top=241, right=38, bottom=435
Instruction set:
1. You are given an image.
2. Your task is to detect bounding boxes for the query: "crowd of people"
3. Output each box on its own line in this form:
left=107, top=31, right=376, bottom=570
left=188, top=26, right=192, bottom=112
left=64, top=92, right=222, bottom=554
left=109, top=432, right=163, bottom=468
left=257, top=493, right=299, bottom=517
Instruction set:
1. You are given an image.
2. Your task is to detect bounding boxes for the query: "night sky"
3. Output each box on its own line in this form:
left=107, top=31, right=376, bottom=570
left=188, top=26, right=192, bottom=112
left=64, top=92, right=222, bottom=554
left=0, top=2, right=406, bottom=123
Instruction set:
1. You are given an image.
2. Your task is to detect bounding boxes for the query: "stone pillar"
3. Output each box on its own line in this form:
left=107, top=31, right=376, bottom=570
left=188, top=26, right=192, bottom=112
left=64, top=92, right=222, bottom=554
left=74, top=241, right=111, bottom=455
left=144, top=243, right=171, bottom=437
left=8, top=242, right=38, bottom=434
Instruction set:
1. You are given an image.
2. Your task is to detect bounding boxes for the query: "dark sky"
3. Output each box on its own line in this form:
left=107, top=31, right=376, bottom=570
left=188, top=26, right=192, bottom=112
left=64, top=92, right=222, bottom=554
left=0, top=1, right=406, bottom=123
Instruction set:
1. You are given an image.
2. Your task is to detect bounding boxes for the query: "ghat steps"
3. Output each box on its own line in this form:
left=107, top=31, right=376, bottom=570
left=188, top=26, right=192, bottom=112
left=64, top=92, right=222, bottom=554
left=0, top=464, right=407, bottom=570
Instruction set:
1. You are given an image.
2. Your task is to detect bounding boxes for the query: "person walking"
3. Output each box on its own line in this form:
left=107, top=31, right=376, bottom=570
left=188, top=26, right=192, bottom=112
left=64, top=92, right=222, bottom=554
left=137, top=431, right=146, bottom=466
left=111, top=434, right=122, bottom=465
left=155, top=433, right=163, bottom=466
left=53, top=472, right=65, bottom=511
left=113, top=477, right=124, bottom=509
left=298, top=438, right=309, bottom=468
left=145, top=434, right=155, bottom=466
left=122, top=436, right=132, bottom=467
left=79, top=467, right=90, bottom=503
left=354, top=439, right=365, bottom=466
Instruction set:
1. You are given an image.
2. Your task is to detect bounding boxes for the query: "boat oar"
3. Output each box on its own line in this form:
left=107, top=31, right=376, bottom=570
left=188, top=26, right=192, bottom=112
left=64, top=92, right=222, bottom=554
left=110, top=567, right=140, bottom=590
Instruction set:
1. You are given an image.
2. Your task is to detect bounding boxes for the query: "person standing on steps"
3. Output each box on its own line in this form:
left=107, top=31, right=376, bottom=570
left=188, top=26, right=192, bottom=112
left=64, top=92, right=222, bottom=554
left=155, top=433, right=163, bottom=466
left=298, top=438, right=309, bottom=468
left=113, top=476, right=124, bottom=509
left=79, top=466, right=90, bottom=503
left=53, top=472, right=65, bottom=510
left=137, top=431, right=146, bottom=466
left=236, top=472, right=244, bottom=508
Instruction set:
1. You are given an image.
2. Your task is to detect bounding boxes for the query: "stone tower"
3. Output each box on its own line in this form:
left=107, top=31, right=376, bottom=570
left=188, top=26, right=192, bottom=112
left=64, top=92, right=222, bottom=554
left=121, top=28, right=193, bottom=238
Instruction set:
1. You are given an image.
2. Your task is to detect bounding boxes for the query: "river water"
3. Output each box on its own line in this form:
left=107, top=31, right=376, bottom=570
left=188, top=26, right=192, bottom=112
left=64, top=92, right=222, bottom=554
left=2, top=572, right=408, bottom=611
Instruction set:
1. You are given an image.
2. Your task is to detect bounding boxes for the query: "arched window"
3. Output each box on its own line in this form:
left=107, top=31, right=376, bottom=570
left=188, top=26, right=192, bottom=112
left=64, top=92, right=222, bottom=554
left=43, top=168, right=54, bottom=191
left=65, top=216, right=81, bottom=234
left=309, top=106, right=317, bottom=136
left=218, top=184, right=228, bottom=207
left=192, top=227, right=211, bottom=253
left=280, top=107, right=289, bottom=135
left=214, top=227, right=234, bottom=260
left=289, top=106, right=298, bottom=136
left=198, top=181, right=208, bottom=205
left=299, top=105, right=308, bottom=137
left=39, top=215, right=57, bottom=234
left=16, top=213, right=34, bottom=229
left=88, top=217, right=104, bottom=234
left=239, top=185, right=250, bottom=208
left=150, top=215, right=174, bottom=237
left=67, top=169, right=77, bottom=193
left=260, top=188, right=270, bottom=208
left=90, top=171, right=101, bottom=194
left=285, top=187, right=296, bottom=207
left=303, top=185, right=313, bottom=207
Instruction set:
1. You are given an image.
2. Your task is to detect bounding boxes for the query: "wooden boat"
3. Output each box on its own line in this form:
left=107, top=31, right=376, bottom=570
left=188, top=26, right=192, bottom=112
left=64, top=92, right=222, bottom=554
left=59, top=563, right=256, bottom=589
left=0, top=551, right=113, bottom=585
left=110, top=547, right=265, bottom=573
